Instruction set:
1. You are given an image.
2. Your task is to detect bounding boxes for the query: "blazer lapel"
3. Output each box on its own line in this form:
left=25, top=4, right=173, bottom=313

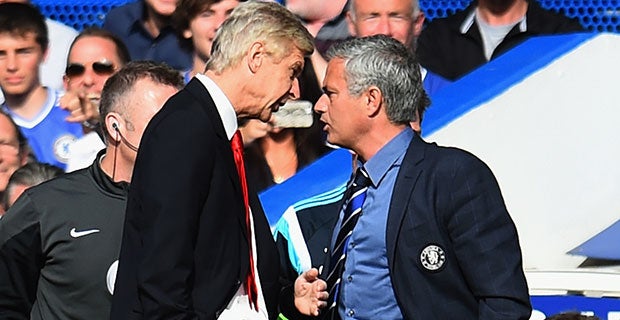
left=186, top=78, right=248, bottom=236
left=386, top=134, right=425, bottom=268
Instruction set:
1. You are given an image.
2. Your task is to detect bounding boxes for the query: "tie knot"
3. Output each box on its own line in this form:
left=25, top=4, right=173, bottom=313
left=231, top=130, right=243, bottom=152
left=353, top=167, right=371, bottom=189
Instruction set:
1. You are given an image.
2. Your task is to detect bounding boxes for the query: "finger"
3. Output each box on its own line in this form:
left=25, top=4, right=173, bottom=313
left=303, top=268, right=319, bottom=281
left=65, top=114, right=87, bottom=123
left=317, top=291, right=329, bottom=301
left=66, top=107, right=87, bottom=123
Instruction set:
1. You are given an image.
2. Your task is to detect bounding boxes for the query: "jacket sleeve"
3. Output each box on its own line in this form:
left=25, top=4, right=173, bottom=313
left=125, top=108, right=215, bottom=319
left=442, top=154, right=532, bottom=319
left=0, top=193, right=44, bottom=319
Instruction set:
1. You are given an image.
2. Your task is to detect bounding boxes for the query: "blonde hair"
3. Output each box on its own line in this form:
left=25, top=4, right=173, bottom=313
left=206, top=1, right=314, bottom=73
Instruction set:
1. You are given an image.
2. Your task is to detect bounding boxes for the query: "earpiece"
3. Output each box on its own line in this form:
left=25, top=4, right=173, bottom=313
left=111, top=121, right=139, bottom=152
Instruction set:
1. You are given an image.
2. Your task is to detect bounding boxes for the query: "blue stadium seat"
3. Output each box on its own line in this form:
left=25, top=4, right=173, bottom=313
left=32, top=0, right=619, bottom=33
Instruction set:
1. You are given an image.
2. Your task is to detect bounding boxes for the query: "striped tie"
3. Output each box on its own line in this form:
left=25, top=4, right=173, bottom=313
left=324, top=167, right=371, bottom=318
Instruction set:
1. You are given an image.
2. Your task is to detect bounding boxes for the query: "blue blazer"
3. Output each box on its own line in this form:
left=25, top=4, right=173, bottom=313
left=385, top=133, right=531, bottom=319
left=280, top=133, right=531, bottom=319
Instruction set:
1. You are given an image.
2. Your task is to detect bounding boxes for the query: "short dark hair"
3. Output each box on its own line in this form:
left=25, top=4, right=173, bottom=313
left=2, top=162, right=64, bottom=211
left=172, top=0, right=246, bottom=50
left=68, top=27, right=131, bottom=65
left=99, top=61, right=184, bottom=139
left=545, top=312, right=601, bottom=320
left=0, top=2, right=48, bottom=51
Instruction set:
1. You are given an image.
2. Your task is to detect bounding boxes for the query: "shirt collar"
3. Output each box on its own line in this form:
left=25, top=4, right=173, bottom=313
left=361, top=128, right=414, bottom=187
left=195, top=73, right=238, bottom=140
left=460, top=6, right=528, bottom=34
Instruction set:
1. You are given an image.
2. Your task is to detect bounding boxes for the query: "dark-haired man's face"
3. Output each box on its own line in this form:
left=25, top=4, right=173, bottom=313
left=0, top=32, right=45, bottom=97
left=63, top=36, right=123, bottom=104
left=184, top=0, right=239, bottom=60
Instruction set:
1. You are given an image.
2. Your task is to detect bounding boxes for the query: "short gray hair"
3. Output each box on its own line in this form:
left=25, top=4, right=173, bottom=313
left=206, top=1, right=314, bottom=73
left=326, top=35, right=429, bottom=124
left=348, top=0, right=421, bottom=21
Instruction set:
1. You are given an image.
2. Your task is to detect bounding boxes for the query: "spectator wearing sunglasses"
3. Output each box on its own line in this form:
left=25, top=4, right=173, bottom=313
left=0, top=3, right=83, bottom=171
left=103, top=0, right=192, bottom=71
left=59, top=28, right=131, bottom=172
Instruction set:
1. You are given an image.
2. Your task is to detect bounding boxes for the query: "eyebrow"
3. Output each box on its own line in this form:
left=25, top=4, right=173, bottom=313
left=292, top=62, right=303, bottom=78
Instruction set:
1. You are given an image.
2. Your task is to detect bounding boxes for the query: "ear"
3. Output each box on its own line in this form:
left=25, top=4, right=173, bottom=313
left=346, top=12, right=358, bottom=36
left=365, top=86, right=383, bottom=117
left=246, top=41, right=266, bottom=74
left=104, top=112, right=122, bottom=143
left=41, top=46, right=49, bottom=63
left=410, top=120, right=421, bottom=133
left=413, top=12, right=425, bottom=37
left=63, top=75, right=70, bottom=91
left=183, top=29, right=193, bottom=39
left=19, top=151, right=29, bottom=166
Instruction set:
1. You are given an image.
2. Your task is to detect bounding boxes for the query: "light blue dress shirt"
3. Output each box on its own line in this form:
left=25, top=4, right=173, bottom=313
left=333, top=128, right=414, bottom=319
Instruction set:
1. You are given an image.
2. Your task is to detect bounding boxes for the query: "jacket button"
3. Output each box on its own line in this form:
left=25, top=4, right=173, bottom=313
left=348, top=309, right=355, bottom=316
left=323, top=247, right=328, bottom=253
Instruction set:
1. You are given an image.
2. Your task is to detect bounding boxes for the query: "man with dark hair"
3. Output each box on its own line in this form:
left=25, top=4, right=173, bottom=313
left=0, top=0, right=77, bottom=99
left=171, top=0, right=243, bottom=82
left=59, top=27, right=131, bottom=172
left=0, top=2, right=82, bottom=170
left=0, top=61, right=183, bottom=319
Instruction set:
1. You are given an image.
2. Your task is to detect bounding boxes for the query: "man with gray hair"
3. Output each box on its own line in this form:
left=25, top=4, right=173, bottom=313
left=346, top=0, right=451, bottom=101
left=111, top=2, right=320, bottom=319
left=282, top=35, right=531, bottom=319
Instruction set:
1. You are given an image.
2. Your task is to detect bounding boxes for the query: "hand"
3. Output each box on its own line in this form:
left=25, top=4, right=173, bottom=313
left=239, top=119, right=273, bottom=146
left=294, top=268, right=328, bottom=316
left=59, top=91, right=101, bottom=124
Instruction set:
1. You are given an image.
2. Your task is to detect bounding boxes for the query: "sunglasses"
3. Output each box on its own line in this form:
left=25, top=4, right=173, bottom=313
left=65, top=61, right=116, bottom=78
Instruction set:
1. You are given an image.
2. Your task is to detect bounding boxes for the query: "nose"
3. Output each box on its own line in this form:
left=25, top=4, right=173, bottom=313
left=289, top=77, right=300, bottom=100
left=82, top=67, right=95, bottom=87
left=6, top=52, right=17, bottom=71
left=376, top=16, right=392, bottom=36
left=314, top=94, right=328, bottom=114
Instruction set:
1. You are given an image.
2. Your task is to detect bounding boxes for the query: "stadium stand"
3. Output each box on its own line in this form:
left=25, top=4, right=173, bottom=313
left=32, top=0, right=619, bottom=33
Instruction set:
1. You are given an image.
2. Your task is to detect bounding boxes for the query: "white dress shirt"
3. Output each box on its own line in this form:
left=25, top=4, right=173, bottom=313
left=196, top=74, right=269, bottom=320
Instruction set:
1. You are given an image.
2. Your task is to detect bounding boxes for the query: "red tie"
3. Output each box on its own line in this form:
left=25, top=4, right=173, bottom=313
left=231, top=130, right=259, bottom=311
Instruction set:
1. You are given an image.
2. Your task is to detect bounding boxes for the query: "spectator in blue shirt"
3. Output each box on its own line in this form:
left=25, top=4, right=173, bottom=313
left=103, top=0, right=192, bottom=71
